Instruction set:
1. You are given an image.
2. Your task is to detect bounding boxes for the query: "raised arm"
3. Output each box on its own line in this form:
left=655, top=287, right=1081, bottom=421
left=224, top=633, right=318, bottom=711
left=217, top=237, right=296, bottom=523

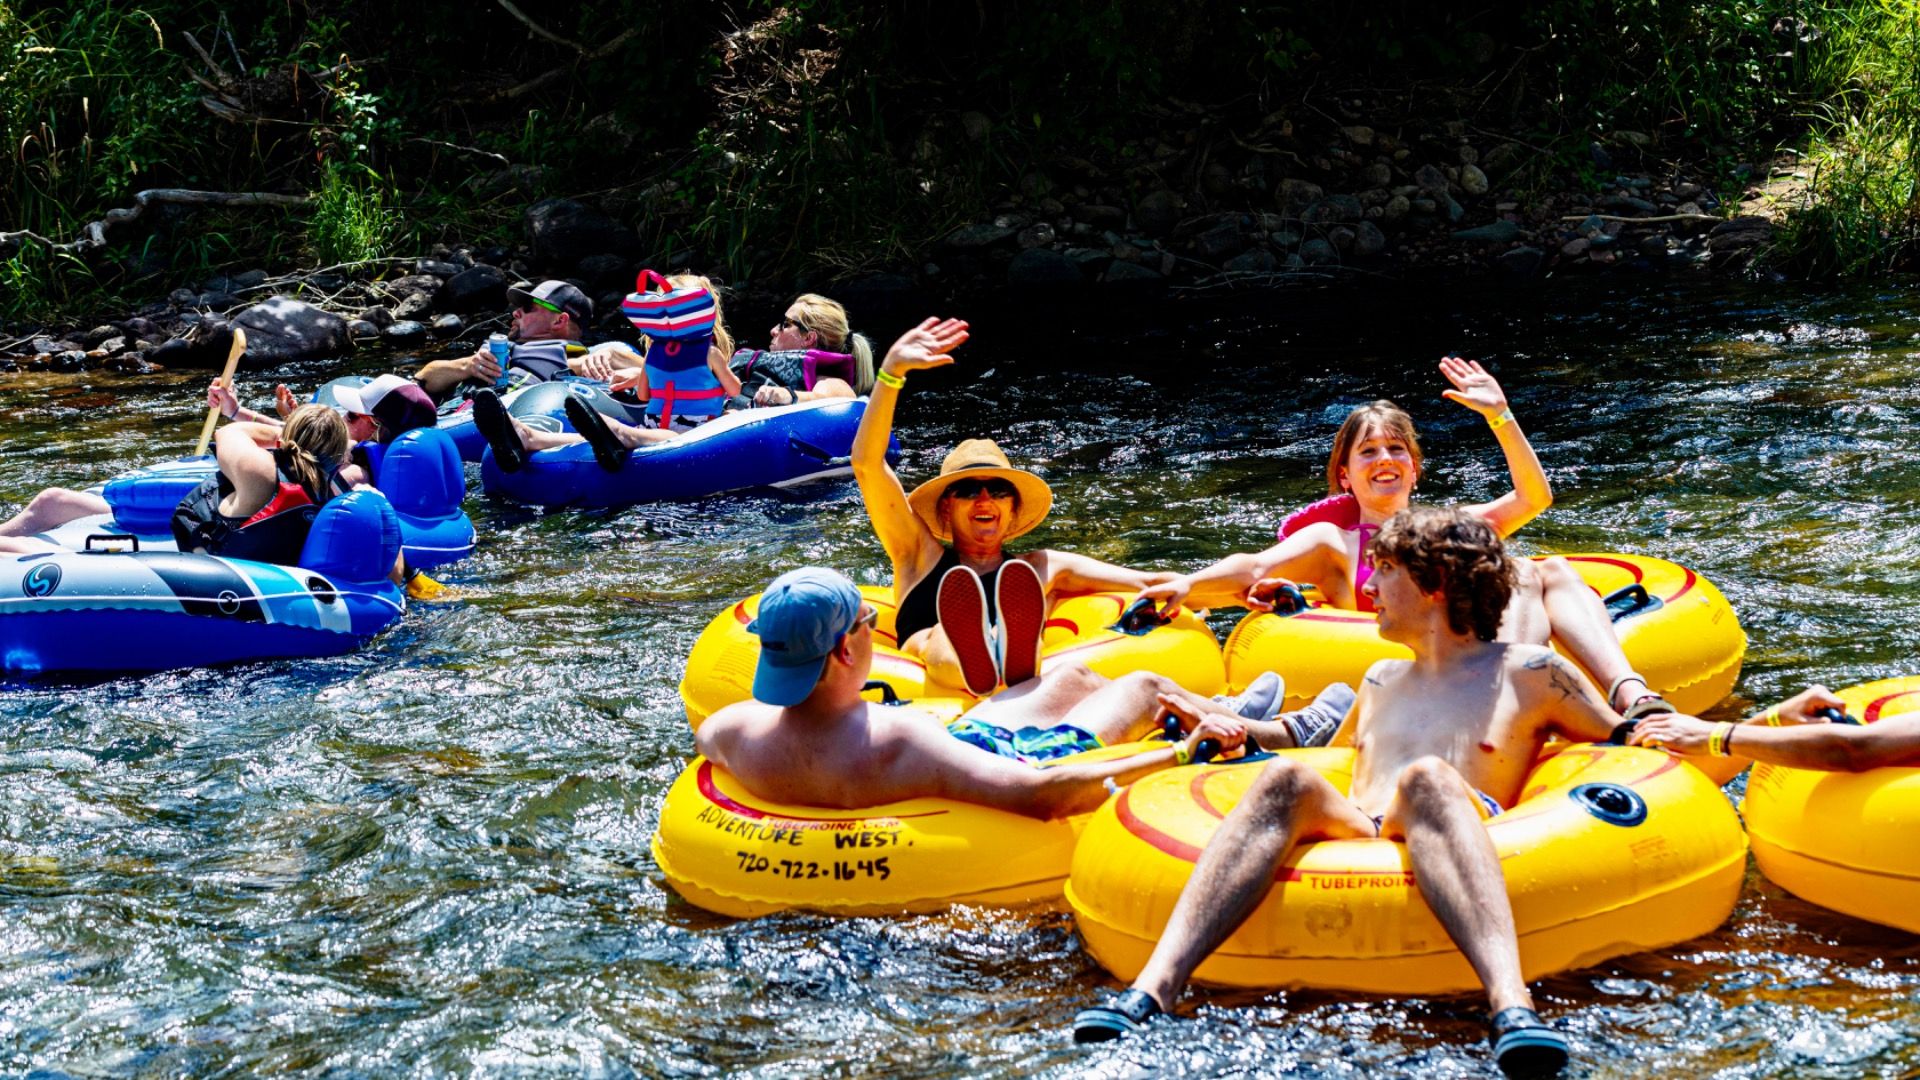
left=1441, top=357, right=1552, bottom=537
left=212, top=421, right=286, bottom=514
left=850, top=318, right=969, bottom=581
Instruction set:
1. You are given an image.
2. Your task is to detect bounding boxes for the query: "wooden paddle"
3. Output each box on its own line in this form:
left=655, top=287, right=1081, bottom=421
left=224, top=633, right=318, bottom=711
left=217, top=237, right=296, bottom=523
left=192, top=327, right=248, bottom=457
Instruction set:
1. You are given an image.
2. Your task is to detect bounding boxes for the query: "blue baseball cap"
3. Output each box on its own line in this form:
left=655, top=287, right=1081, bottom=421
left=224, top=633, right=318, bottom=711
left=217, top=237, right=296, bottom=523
left=748, top=567, right=865, bottom=706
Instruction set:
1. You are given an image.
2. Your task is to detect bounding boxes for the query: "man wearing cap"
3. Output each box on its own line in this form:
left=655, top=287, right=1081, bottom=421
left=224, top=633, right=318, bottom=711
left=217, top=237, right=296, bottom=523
left=697, top=566, right=1255, bottom=820
left=411, top=279, right=639, bottom=401
left=848, top=318, right=1180, bottom=698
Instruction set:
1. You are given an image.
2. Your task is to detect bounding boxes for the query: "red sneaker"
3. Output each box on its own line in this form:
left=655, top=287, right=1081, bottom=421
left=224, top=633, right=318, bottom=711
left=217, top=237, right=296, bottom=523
left=937, top=566, right=999, bottom=696
left=995, top=558, right=1046, bottom=688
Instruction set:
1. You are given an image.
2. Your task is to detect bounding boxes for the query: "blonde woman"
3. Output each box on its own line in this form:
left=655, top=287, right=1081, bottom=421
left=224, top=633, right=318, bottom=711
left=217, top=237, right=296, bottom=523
left=734, top=293, right=877, bottom=405
left=169, top=404, right=357, bottom=565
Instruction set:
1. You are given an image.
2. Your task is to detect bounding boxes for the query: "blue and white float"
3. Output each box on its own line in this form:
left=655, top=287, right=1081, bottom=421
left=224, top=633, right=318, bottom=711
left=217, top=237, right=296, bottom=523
left=39, top=426, right=475, bottom=570
left=2, top=490, right=407, bottom=678
left=479, top=396, right=888, bottom=510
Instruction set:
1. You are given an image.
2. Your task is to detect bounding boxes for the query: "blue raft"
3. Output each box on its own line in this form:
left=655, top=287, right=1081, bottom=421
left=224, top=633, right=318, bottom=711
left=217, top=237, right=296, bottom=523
left=2, top=490, right=407, bottom=678
left=43, top=426, right=475, bottom=570
left=479, top=396, right=886, bottom=509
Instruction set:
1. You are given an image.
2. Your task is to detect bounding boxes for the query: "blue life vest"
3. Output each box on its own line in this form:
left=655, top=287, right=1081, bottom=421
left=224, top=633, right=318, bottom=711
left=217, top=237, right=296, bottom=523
left=642, top=333, right=725, bottom=420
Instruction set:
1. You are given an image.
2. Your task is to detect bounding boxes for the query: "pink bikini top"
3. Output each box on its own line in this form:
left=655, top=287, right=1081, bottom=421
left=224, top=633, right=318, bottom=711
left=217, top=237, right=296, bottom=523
left=1277, top=493, right=1378, bottom=612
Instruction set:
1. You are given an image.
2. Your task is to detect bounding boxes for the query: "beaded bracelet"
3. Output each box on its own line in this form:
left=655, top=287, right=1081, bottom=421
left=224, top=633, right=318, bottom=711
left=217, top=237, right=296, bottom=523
left=875, top=369, right=905, bottom=389
left=1487, top=408, right=1516, bottom=431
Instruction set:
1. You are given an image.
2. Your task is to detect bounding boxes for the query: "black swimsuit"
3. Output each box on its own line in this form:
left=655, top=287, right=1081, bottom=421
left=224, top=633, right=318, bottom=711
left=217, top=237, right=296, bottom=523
left=894, top=548, right=1007, bottom=643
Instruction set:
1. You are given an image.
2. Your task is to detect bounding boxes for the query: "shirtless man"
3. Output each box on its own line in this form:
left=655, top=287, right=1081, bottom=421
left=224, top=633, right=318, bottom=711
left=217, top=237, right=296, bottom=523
left=1073, top=507, right=1639, bottom=1079
left=695, top=566, right=1273, bottom=818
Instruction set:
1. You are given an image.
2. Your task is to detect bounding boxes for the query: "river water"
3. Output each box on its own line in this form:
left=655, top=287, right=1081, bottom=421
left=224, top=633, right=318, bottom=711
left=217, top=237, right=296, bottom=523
left=1, top=277, right=1916, bottom=1075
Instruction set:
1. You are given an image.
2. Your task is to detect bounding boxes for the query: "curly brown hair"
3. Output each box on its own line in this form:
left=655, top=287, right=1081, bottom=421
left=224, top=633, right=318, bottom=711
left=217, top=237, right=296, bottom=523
left=1366, top=506, right=1513, bottom=641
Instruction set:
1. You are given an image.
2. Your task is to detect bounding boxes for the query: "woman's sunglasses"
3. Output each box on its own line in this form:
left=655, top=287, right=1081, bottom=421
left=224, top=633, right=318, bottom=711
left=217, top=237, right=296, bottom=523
left=779, top=314, right=812, bottom=333
left=946, top=478, right=1017, bottom=500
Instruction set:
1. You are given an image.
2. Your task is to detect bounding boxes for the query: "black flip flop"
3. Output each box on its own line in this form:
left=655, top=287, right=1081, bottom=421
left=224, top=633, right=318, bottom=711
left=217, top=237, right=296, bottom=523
left=564, top=395, right=629, bottom=473
left=1073, top=988, right=1162, bottom=1043
left=471, top=389, right=525, bottom=473
left=1488, top=1006, right=1569, bottom=1078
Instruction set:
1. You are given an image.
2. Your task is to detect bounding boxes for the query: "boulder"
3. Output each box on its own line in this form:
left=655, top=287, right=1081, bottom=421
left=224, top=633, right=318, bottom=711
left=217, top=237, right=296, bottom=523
left=1495, top=246, right=1546, bottom=278
left=437, top=264, right=508, bottom=313
left=1224, top=249, right=1278, bottom=274
left=576, top=253, right=635, bottom=290
left=1299, top=238, right=1338, bottom=266
left=1413, top=164, right=1450, bottom=195
left=944, top=222, right=1016, bottom=248
left=1352, top=221, right=1388, bottom=257
left=232, top=297, right=351, bottom=366
left=1191, top=222, right=1245, bottom=260
left=384, top=320, right=428, bottom=343
left=230, top=269, right=269, bottom=290
left=1275, top=178, right=1324, bottom=214
left=525, top=198, right=640, bottom=270
left=1134, top=190, right=1182, bottom=237
left=431, top=314, right=465, bottom=337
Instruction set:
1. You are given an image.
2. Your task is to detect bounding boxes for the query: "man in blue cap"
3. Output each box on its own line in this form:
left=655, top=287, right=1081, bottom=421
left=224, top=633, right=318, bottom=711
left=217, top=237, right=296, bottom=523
left=695, top=566, right=1277, bottom=819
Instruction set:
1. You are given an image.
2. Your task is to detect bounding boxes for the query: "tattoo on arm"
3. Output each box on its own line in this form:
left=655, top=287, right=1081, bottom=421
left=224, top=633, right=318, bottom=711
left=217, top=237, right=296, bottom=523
left=1523, top=651, right=1587, bottom=701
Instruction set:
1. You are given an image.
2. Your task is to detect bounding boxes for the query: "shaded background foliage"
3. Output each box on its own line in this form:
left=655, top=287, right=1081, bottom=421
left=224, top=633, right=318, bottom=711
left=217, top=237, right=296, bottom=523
left=0, top=0, right=1913, bottom=322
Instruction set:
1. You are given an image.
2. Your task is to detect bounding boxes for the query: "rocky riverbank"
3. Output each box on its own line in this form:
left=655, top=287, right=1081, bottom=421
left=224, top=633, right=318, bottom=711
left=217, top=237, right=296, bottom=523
left=0, top=102, right=1792, bottom=375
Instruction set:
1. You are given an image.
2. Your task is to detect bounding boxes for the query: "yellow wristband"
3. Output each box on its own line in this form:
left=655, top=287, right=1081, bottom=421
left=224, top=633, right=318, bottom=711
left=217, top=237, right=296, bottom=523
left=875, top=369, right=905, bottom=389
left=1173, top=743, right=1191, bottom=766
left=1709, top=721, right=1737, bottom=757
left=1762, top=705, right=1781, bottom=727
left=1487, top=408, right=1515, bottom=430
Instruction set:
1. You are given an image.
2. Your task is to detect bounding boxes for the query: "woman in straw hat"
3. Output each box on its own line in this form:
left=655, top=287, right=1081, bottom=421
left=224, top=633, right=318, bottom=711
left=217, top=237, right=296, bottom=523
left=850, top=318, right=1176, bottom=697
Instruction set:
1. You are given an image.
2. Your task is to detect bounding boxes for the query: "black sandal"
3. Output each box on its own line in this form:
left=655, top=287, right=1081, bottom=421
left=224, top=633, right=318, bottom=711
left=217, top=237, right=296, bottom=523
left=1488, top=1006, right=1569, bottom=1077
left=1072, top=988, right=1162, bottom=1044
left=471, top=389, right=525, bottom=473
left=564, top=395, right=629, bottom=473
left=1621, top=694, right=1677, bottom=722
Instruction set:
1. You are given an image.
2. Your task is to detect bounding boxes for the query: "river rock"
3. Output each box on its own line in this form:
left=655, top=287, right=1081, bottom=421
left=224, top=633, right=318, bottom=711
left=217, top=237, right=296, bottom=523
left=1360, top=162, right=1393, bottom=188
left=97, top=336, right=128, bottom=356
left=1100, top=260, right=1164, bottom=287
left=1353, top=221, right=1388, bottom=256
left=1006, top=248, right=1084, bottom=288
left=1414, top=164, right=1450, bottom=195
left=1562, top=238, right=1591, bottom=258
left=431, top=314, right=465, bottom=337
left=1495, top=246, right=1545, bottom=278
left=1276, top=178, right=1324, bottom=213
left=415, top=259, right=460, bottom=278
left=525, top=198, right=640, bottom=270
left=1134, top=190, right=1181, bottom=237
left=1302, top=195, right=1364, bottom=224
left=1017, top=223, right=1055, bottom=249
left=358, top=305, right=395, bottom=329
left=1383, top=195, right=1411, bottom=221
left=1300, top=238, right=1338, bottom=266
left=198, top=291, right=239, bottom=310
left=348, top=320, right=379, bottom=339
left=80, top=325, right=118, bottom=347
left=168, top=288, right=197, bottom=308
left=1224, top=249, right=1278, bottom=274
left=1453, top=221, right=1527, bottom=244
left=230, top=269, right=268, bottom=290
left=232, top=297, right=350, bottom=366
left=384, top=320, right=428, bottom=343
left=394, top=293, right=434, bottom=320
left=1460, top=164, right=1490, bottom=196
left=1599, top=194, right=1658, bottom=215
left=437, top=264, right=508, bottom=313
left=1191, top=222, right=1244, bottom=260
left=944, top=222, right=1015, bottom=248
left=575, top=253, right=635, bottom=290
left=1076, top=204, right=1126, bottom=227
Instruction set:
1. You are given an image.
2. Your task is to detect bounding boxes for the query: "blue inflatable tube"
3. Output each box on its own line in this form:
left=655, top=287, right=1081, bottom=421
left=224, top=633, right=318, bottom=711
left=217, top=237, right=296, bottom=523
left=65, top=427, right=475, bottom=570
left=480, top=397, right=893, bottom=509
left=2, top=491, right=406, bottom=678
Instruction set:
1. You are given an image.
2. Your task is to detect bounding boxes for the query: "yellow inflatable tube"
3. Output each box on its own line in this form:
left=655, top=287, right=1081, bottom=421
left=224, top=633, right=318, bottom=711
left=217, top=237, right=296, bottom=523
left=681, top=586, right=1225, bottom=727
left=1223, top=553, right=1745, bottom=716
left=1745, top=675, right=1920, bottom=933
left=653, top=741, right=1155, bottom=917
left=1065, top=744, right=1746, bottom=994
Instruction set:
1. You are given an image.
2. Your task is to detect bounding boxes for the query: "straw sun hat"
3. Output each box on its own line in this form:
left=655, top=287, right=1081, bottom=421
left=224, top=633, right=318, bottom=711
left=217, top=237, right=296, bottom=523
left=906, top=439, right=1053, bottom=542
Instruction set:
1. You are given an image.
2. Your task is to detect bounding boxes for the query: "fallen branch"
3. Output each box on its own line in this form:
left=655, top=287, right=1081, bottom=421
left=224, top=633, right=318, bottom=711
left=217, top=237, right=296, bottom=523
left=407, top=136, right=510, bottom=164
left=0, top=189, right=310, bottom=258
left=459, top=26, right=638, bottom=104
left=1559, top=213, right=1724, bottom=224
left=493, top=0, right=588, bottom=53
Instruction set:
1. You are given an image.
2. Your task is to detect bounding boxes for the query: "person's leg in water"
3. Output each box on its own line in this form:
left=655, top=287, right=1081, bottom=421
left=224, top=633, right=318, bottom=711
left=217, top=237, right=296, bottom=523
left=0, top=488, right=110, bottom=537
left=1379, top=755, right=1569, bottom=1075
left=1074, top=754, right=1374, bottom=1040
left=1501, top=556, right=1659, bottom=713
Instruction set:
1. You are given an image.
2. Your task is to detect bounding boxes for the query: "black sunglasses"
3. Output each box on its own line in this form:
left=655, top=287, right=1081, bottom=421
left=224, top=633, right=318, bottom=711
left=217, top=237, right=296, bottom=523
left=779, top=314, right=812, bottom=333
left=946, top=478, right=1017, bottom=500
